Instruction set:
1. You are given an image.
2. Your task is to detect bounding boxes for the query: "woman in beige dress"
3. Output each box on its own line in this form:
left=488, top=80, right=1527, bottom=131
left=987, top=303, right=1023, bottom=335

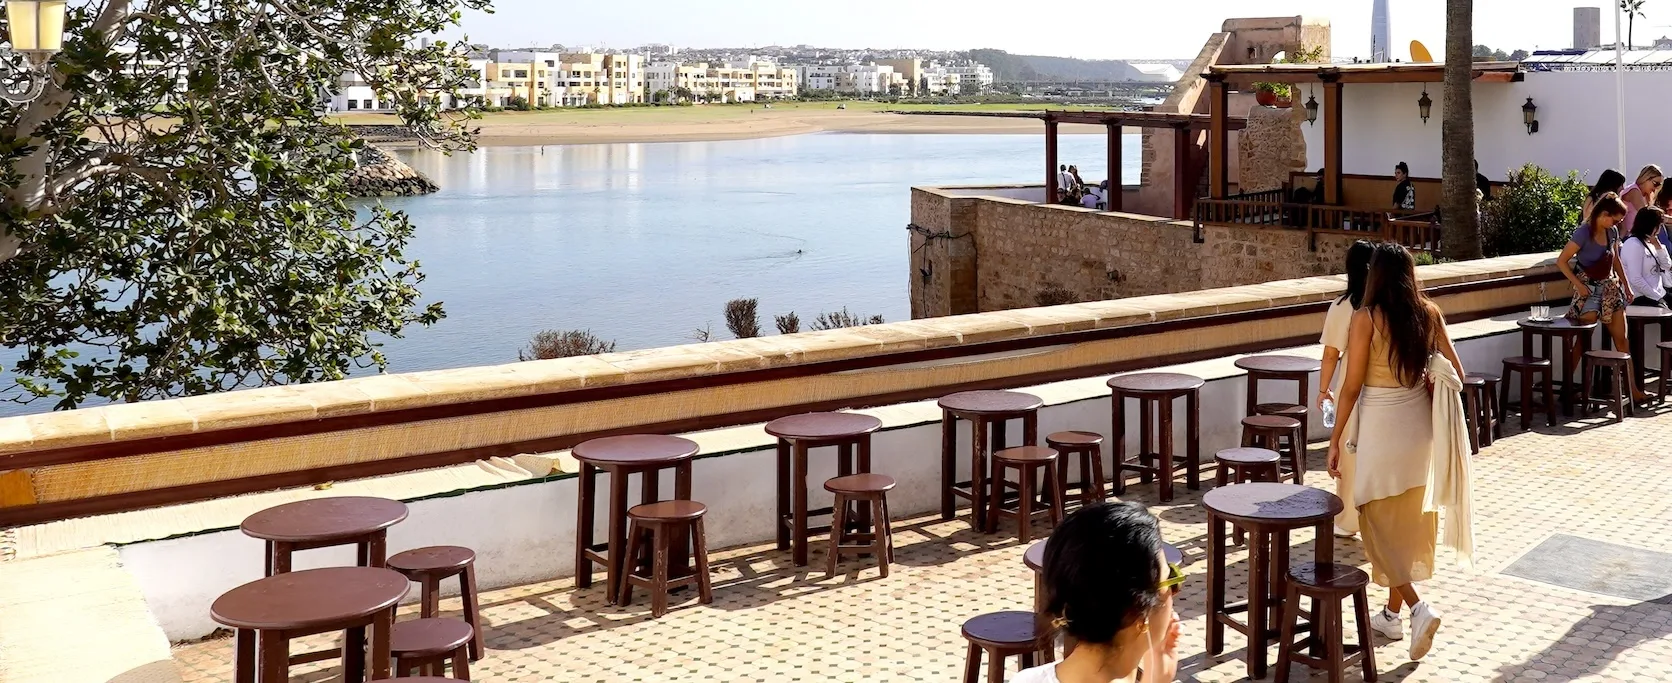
left=1326, top=243, right=1466, bottom=661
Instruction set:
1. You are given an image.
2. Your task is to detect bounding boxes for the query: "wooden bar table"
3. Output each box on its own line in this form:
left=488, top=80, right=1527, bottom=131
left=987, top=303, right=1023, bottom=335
left=211, top=566, right=408, bottom=683
left=1204, top=483, right=1342, bottom=680
left=1520, top=317, right=1598, bottom=416
left=766, top=412, right=883, bottom=567
left=241, top=496, right=410, bottom=577
left=573, top=435, right=699, bottom=605
left=939, top=391, right=1043, bottom=533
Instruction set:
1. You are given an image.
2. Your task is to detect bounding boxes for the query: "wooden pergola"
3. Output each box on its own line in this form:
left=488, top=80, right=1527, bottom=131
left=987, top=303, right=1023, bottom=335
left=1201, top=61, right=1525, bottom=205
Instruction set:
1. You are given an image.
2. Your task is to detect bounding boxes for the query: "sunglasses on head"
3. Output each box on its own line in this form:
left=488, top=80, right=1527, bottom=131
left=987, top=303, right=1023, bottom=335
left=1159, top=561, right=1185, bottom=594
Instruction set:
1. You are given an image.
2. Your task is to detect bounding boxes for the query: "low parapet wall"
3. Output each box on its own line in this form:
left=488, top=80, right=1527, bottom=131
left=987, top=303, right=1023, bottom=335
left=0, top=254, right=1563, bottom=527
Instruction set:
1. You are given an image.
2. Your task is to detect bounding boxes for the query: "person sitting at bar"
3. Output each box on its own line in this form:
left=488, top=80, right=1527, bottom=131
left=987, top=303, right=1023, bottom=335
left=1069, top=165, right=1088, bottom=193
left=1392, top=162, right=1416, bottom=211
left=1622, top=206, right=1671, bottom=308
left=1293, top=168, right=1326, bottom=204
left=1058, top=164, right=1075, bottom=193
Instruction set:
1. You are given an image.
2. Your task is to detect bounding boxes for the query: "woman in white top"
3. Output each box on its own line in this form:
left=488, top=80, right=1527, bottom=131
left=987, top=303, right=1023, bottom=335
left=1012, top=503, right=1182, bottom=683
left=1622, top=206, right=1671, bottom=307
left=1318, top=240, right=1375, bottom=536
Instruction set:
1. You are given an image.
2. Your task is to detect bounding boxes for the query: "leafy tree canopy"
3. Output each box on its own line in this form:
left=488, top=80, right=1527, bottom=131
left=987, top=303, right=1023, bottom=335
left=0, top=0, right=491, bottom=409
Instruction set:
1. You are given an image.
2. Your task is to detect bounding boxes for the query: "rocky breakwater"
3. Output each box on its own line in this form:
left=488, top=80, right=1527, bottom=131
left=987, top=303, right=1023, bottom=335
left=345, top=144, right=439, bottom=198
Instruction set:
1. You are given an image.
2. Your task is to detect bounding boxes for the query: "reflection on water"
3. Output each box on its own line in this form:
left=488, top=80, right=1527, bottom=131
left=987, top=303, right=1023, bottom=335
left=0, top=133, right=1138, bottom=416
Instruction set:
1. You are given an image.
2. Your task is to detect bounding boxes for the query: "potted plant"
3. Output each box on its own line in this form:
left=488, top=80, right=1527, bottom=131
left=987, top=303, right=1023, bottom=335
left=1254, top=82, right=1292, bottom=108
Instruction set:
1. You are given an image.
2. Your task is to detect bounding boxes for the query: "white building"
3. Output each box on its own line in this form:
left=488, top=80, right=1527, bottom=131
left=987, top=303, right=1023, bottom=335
left=797, top=65, right=845, bottom=92
left=329, top=58, right=491, bottom=112
left=937, top=62, right=995, bottom=93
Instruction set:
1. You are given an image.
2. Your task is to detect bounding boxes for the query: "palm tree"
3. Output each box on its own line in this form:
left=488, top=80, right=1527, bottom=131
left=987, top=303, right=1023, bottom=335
left=1441, top=0, right=1483, bottom=260
left=1622, top=0, right=1648, bottom=48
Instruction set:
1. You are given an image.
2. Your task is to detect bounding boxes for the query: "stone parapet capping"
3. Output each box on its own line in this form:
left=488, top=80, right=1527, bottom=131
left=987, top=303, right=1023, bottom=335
left=0, top=252, right=1563, bottom=521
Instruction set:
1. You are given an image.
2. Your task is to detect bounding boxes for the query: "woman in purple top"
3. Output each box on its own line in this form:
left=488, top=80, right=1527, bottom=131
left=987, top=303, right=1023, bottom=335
left=1557, top=192, right=1647, bottom=401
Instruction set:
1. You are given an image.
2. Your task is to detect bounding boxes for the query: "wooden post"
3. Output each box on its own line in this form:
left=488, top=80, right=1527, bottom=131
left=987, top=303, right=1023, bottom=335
left=1046, top=117, right=1060, bottom=205
left=1107, top=121, right=1123, bottom=212
left=1172, top=123, right=1191, bottom=220
left=1208, top=78, right=1229, bottom=199
left=1323, top=77, right=1344, bottom=205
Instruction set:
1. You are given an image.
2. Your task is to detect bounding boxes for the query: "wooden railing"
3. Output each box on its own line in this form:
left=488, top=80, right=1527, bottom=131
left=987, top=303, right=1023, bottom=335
left=1193, top=197, right=1443, bottom=252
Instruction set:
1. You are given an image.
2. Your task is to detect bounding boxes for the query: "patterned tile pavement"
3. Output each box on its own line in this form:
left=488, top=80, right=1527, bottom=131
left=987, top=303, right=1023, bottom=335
left=171, top=406, right=1672, bottom=682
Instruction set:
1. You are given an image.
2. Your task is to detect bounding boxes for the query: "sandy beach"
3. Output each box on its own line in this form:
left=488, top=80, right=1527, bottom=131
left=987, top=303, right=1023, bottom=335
left=336, top=102, right=1134, bottom=146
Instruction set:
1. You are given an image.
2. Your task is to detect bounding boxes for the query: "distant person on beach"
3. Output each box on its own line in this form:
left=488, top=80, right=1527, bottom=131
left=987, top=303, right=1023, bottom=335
left=1392, top=162, right=1416, bottom=211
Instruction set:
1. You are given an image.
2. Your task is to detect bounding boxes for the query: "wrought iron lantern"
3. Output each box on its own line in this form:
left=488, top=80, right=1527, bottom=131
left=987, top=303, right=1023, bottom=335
left=1304, top=89, right=1319, bottom=126
left=1417, top=88, right=1432, bottom=125
left=1, top=0, right=66, bottom=105
left=1522, top=97, right=1539, bottom=134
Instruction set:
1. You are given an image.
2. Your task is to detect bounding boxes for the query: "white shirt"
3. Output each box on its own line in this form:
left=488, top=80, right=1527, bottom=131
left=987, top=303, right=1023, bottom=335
left=1059, top=171, right=1075, bottom=189
left=1012, top=664, right=1062, bottom=683
left=1621, top=235, right=1670, bottom=302
left=1319, top=297, right=1355, bottom=392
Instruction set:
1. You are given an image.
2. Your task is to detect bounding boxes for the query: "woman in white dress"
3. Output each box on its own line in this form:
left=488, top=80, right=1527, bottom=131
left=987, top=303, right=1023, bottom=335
left=1318, top=240, right=1375, bottom=536
left=1011, top=503, right=1183, bottom=683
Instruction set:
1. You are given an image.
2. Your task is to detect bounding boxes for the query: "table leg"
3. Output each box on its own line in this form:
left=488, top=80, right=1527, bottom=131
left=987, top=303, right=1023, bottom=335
left=1158, top=397, right=1175, bottom=502
left=1112, top=395, right=1127, bottom=495
left=271, top=542, right=292, bottom=576
left=793, top=443, right=810, bottom=566
left=941, top=412, right=956, bottom=520
left=344, top=624, right=366, bottom=682
left=1245, top=370, right=1259, bottom=417
left=1186, top=389, right=1201, bottom=490
left=258, top=631, right=288, bottom=683
left=776, top=440, right=791, bottom=550
left=575, top=463, right=597, bottom=589
left=1206, top=513, right=1226, bottom=655
left=970, top=417, right=989, bottom=532
left=993, top=418, right=1009, bottom=454
left=1139, top=397, right=1154, bottom=485
left=1247, top=528, right=1271, bottom=679
left=1270, top=530, right=1291, bottom=639
left=605, top=467, right=630, bottom=604
left=370, top=606, right=393, bottom=681
left=1023, top=412, right=1038, bottom=447
left=1521, top=329, right=1533, bottom=359
left=367, top=530, right=387, bottom=568
left=233, top=628, right=256, bottom=683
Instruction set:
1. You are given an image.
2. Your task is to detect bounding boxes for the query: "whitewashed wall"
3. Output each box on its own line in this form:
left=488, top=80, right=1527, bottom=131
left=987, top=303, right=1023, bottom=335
left=1301, top=70, right=1671, bottom=184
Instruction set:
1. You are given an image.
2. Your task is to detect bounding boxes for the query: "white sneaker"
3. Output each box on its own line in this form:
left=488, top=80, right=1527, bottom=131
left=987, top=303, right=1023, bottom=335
left=1333, top=526, right=1357, bottom=538
left=1408, top=601, right=1443, bottom=660
left=1369, top=608, right=1404, bottom=641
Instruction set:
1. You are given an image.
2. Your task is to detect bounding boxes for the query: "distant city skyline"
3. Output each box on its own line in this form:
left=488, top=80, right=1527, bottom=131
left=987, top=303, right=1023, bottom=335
left=446, top=1, right=1664, bottom=61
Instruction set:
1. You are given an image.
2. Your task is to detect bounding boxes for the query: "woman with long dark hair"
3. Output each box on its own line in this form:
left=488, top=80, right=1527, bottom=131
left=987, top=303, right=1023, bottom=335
left=1318, top=239, right=1376, bottom=537
left=1557, top=193, right=1647, bottom=402
left=1622, top=207, right=1670, bottom=307
left=1583, top=169, right=1628, bottom=219
left=1327, top=243, right=1471, bottom=662
left=1013, top=503, right=1183, bottom=683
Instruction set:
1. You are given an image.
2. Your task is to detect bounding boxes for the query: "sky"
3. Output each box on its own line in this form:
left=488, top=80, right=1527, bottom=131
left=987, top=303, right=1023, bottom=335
left=447, top=1, right=1662, bottom=61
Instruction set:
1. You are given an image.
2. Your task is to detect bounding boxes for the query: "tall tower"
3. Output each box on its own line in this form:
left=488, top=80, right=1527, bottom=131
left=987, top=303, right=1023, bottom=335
left=1372, top=0, right=1393, bottom=62
left=1574, top=7, right=1602, bottom=50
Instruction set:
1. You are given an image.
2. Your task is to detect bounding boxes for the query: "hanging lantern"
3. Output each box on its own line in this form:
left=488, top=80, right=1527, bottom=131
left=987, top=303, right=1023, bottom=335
left=5, top=1, right=66, bottom=54
left=1418, top=88, right=1433, bottom=125
left=1522, top=97, right=1539, bottom=135
left=1304, top=90, right=1319, bottom=125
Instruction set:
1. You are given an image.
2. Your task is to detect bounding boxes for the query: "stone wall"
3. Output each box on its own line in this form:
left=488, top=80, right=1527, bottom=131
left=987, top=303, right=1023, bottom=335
left=345, top=145, right=439, bottom=198
left=1237, top=105, right=1309, bottom=193
left=911, top=187, right=1371, bottom=318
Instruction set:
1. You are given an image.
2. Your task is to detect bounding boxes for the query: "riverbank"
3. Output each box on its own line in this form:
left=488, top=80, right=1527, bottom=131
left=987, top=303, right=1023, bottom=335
left=336, top=101, right=1135, bottom=146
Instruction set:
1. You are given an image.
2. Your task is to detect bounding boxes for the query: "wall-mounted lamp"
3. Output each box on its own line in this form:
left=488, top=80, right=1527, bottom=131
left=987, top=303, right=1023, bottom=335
left=1304, top=88, right=1319, bottom=126
left=1, top=0, right=67, bottom=104
left=1417, top=88, right=1433, bottom=125
left=1522, top=97, right=1539, bottom=135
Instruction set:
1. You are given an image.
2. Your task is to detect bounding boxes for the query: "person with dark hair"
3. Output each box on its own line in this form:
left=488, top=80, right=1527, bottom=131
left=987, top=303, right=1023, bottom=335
left=1622, top=207, right=1670, bottom=307
left=1293, top=168, right=1326, bottom=204
left=1392, top=162, right=1416, bottom=210
left=1318, top=239, right=1377, bottom=538
left=1558, top=192, right=1648, bottom=402
left=1327, top=243, right=1471, bottom=662
left=1015, top=502, right=1183, bottom=683
left=1654, top=179, right=1672, bottom=250
left=1585, top=169, right=1628, bottom=218
left=1474, top=160, right=1492, bottom=202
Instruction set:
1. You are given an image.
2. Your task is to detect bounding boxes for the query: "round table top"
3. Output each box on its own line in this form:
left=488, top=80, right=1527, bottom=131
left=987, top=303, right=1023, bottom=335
left=1202, top=483, right=1343, bottom=527
left=391, top=618, right=475, bottom=656
left=627, top=499, right=708, bottom=521
left=572, top=434, right=699, bottom=466
left=764, top=412, right=883, bottom=440
left=211, top=567, right=409, bottom=631
left=1585, top=349, right=1631, bottom=361
left=961, top=610, right=1038, bottom=645
left=1024, top=539, right=1183, bottom=573
left=1519, top=317, right=1597, bottom=333
left=1046, top=430, right=1105, bottom=447
left=1626, top=306, right=1672, bottom=320
left=824, top=473, right=898, bottom=494
left=1241, top=414, right=1303, bottom=431
left=1215, top=447, right=1281, bottom=465
left=1107, top=372, right=1205, bottom=394
left=938, top=390, right=1043, bottom=415
left=993, top=446, right=1058, bottom=463
left=388, top=546, right=475, bottom=574
left=241, top=496, right=408, bottom=543
left=1234, top=355, right=1321, bottom=375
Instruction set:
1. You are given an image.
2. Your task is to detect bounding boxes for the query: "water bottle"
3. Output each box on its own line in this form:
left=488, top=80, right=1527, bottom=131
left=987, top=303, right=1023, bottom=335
left=1321, top=397, right=1337, bottom=429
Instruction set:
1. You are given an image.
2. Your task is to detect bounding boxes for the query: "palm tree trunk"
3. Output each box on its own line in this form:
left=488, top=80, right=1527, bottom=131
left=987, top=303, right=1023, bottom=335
left=1441, top=0, right=1483, bottom=260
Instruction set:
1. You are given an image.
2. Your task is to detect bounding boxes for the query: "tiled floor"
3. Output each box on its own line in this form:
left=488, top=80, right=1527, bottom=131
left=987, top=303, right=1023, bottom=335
left=172, top=406, right=1672, bottom=682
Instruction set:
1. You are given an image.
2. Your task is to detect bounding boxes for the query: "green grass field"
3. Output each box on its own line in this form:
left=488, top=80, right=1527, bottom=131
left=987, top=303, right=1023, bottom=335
left=331, top=100, right=1105, bottom=127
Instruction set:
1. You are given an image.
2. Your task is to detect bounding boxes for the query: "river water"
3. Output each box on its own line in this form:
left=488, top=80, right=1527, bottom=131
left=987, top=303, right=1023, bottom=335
left=0, top=133, right=1139, bottom=415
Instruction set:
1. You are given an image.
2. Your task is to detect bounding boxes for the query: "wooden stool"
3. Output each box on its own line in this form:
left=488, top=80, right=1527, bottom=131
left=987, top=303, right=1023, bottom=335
left=961, top=611, right=1040, bottom=683
left=1046, top=431, right=1107, bottom=509
left=573, top=435, right=699, bottom=605
left=1470, top=372, right=1502, bottom=446
left=211, top=567, right=407, bottom=682
left=939, top=391, right=1044, bottom=533
left=824, top=473, right=896, bottom=578
left=619, top=500, right=714, bottom=618
left=1275, top=562, right=1377, bottom=683
left=387, top=546, right=485, bottom=661
left=1500, top=356, right=1557, bottom=429
left=1583, top=350, right=1634, bottom=422
left=1107, top=373, right=1204, bottom=502
left=1239, top=415, right=1305, bottom=485
left=1660, top=341, right=1672, bottom=404
left=1461, top=374, right=1487, bottom=454
left=390, top=618, right=473, bottom=679
left=1214, top=447, right=1281, bottom=547
left=241, top=496, right=409, bottom=577
left=767, top=412, right=883, bottom=567
left=988, top=447, right=1065, bottom=543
